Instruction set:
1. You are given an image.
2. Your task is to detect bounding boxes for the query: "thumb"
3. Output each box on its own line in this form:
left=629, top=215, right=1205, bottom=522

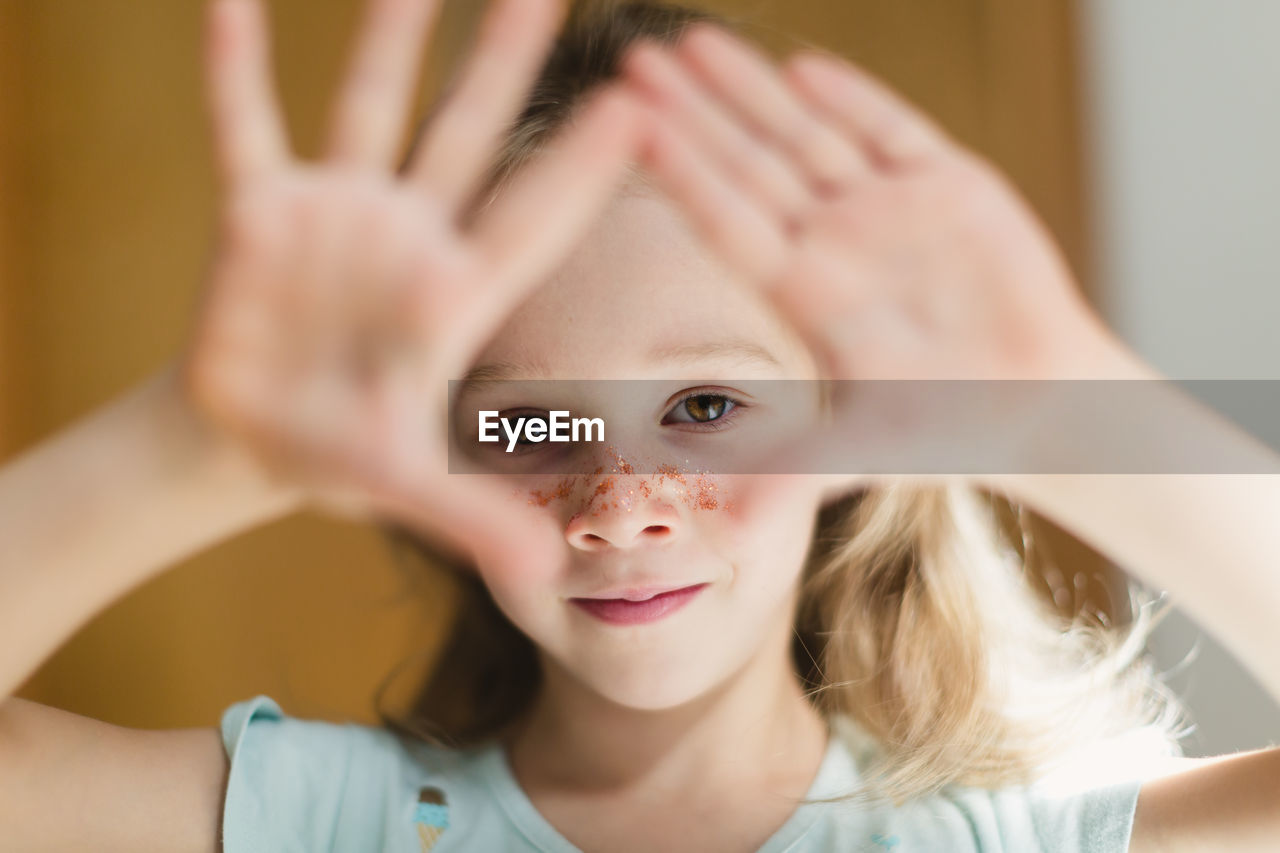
left=364, top=461, right=565, bottom=584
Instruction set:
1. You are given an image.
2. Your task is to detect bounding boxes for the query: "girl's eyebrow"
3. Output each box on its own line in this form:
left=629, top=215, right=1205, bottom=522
left=647, top=339, right=782, bottom=370
left=456, top=339, right=783, bottom=398
left=455, top=360, right=548, bottom=400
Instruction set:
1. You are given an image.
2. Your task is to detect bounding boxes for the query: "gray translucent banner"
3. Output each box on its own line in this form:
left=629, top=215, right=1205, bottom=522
left=446, top=379, right=1280, bottom=474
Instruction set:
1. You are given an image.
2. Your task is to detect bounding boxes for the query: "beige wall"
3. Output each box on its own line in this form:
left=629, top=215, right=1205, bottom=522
left=1, top=0, right=1100, bottom=729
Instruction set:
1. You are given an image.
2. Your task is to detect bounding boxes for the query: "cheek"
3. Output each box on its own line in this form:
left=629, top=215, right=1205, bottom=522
left=467, top=504, right=568, bottom=630
left=698, top=477, right=825, bottom=606
left=705, top=475, right=826, bottom=551
left=472, top=564, right=562, bottom=649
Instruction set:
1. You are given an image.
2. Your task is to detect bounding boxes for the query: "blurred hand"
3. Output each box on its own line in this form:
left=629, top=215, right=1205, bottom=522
left=622, top=26, right=1147, bottom=490
left=625, top=24, right=1133, bottom=382
left=177, top=0, right=644, bottom=575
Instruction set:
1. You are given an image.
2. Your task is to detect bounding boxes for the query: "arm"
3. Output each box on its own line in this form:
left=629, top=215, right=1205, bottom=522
left=989, top=350, right=1280, bottom=853
left=0, top=362, right=300, bottom=702
left=1128, top=747, right=1280, bottom=853
left=0, top=697, right=231, bottom=853
left=0, top=362, right=299, bottom=853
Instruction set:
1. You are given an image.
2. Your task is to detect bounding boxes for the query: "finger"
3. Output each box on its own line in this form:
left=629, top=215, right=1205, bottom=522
left=204, top=0, right=291, bottom=187
left=459, top=86, right=645, bottom=343
left=674, top=24, right=868, bottom=190
left=782, top=51, right=951, bottom=168
left=350, top=368, right=566, bottom=579
left=636, top=106, right=790, bottom=284
left=406, top=0, right=566, bottom=209
left=372, top=468, right=567, bottom=583
left=325, top=0, right=441, bottom=168
left=622, top=42, right=816, bottom=223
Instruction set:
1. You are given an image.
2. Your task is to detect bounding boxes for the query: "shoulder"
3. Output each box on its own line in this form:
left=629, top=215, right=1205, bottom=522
left=800, top=776, right=1143, bottom=853
left=794, top=720, right=1151, bottom=853
left=218, top=694, right=523, bottom=853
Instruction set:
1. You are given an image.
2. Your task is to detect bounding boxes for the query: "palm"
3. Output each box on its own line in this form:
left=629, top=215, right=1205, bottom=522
left=772, top=157, right=1098, bottom=380
left=199, top=170, right=450, bottom=498
left=181, top=0, right=643, bottom=575
left=624, top=24, right=1120, bottom=384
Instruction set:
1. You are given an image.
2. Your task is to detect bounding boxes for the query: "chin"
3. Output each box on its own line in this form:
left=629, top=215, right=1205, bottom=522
left=550, top=637, right=732, bottom=712
left=579, top=662, right=721, bottom=711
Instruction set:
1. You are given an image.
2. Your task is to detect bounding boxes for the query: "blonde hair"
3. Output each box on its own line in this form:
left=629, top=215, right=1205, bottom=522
left=377, top=0, right=1189, bottom=806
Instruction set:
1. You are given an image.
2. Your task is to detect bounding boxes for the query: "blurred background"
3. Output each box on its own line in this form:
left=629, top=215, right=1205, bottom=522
left=0, top=0, right=1276, bottom=754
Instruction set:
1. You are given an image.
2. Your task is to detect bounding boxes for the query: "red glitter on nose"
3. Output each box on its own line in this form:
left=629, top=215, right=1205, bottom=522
left=516, top=445, right=735, bottom=514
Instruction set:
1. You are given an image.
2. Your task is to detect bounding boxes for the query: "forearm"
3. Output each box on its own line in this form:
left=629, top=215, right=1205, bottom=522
left=1005, top=474, right=1280, bottom=703
left=0, top=362, right=302, bottom=700
left=989, top=355, right=1280, bottom=708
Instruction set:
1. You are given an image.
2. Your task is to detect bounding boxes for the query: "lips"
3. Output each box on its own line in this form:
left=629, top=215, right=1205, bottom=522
left=569, top=583, right=709, bottom=625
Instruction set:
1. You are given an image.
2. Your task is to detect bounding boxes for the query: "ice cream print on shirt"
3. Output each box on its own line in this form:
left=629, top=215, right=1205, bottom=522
left=413, top=786, right=450, bottom=851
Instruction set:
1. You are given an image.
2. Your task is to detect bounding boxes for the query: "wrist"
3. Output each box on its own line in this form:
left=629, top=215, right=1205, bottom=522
left=144, top=359, right=305, bottom=518
left=978, top=330, right=1164, bottom=495
left=1048, top=312, right=1159, bottom=380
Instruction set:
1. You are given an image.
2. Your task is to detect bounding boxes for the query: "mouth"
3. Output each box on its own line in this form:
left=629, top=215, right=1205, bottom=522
left=569, top=583, right=710, bottom=626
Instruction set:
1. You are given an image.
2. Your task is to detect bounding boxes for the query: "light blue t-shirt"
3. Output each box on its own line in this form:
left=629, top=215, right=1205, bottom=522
left=219, top=694, right=1145, bottom=852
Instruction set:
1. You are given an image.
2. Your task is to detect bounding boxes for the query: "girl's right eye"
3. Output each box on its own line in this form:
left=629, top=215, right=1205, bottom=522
left=662, top=391, right=746, bottom=432
left=669, top=393, right=728, bottom=421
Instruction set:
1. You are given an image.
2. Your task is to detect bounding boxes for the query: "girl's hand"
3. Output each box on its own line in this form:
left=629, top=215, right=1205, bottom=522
left=624, top=25, right=1134, bottom=382
left=621, top=25, right=1149, bottom=483
left=178, top=0, right=642, bottom=575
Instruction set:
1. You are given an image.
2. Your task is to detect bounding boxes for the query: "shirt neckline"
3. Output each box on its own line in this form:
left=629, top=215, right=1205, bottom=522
left=474, top=726, right=857, bottom=853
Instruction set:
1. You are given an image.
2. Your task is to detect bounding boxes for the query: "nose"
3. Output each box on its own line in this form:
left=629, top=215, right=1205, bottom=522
left=564, top=475, right=681, bottom=552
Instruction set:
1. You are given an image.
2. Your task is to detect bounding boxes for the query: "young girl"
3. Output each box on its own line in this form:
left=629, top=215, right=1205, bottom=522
left=2, top=0, right=1278, bottom=851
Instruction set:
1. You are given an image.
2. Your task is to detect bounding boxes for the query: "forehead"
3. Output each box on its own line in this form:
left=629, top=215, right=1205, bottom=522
left=470, top=189, right=812, bottom=379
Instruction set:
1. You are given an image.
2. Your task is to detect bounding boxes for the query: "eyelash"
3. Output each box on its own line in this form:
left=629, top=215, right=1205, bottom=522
left=490, top=389, right=748, bottom=452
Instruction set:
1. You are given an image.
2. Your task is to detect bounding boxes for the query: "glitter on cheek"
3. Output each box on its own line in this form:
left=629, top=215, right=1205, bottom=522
left=693, top=474, right=718, bottom=510
left=607, top=446, right=635, bottom=475
left=650, top=459, right=733, bottom=513
left=525, top=477, right=574, bottom=507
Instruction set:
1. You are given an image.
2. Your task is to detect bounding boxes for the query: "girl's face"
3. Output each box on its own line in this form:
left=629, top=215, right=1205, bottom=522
left=455, top=188, right=828, bottom=710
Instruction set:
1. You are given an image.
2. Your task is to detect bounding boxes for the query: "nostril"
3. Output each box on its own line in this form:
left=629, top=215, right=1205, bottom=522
left=565, top=513, right=678, bottom=551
